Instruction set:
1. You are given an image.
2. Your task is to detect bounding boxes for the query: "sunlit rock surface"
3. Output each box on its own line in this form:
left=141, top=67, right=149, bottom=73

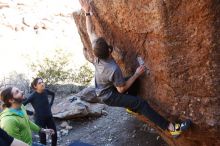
left=73, top=0, right=220, bottom=145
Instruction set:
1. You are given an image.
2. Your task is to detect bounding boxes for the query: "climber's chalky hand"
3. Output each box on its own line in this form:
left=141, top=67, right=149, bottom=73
left=79, top=0, right=91, bottom=13
left=135, top=65, right=146, bottom=77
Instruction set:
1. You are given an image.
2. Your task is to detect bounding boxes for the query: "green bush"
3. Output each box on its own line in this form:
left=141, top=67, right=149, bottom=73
left=72, top=62, right=94, bottom=86
left=29, top=48, right=94, bottom=86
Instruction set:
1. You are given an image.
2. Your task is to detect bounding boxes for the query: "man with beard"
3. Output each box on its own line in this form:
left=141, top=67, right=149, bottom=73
left=0, top=87, right=54, bottom=146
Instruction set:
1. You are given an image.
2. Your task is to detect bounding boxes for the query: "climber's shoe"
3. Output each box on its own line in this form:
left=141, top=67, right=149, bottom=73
left=126, top=109, right=139, bottom=115
left=169, top=119, right=191, bottom=138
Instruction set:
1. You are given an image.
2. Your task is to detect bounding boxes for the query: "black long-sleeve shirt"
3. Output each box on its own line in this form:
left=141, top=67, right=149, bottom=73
left=0, top=128, right=14, bottom=146
left=23, top=89, right=55, bottom=118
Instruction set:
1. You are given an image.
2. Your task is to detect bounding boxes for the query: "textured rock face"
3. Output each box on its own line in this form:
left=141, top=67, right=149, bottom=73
left=52, top=95, right=105, bottom=119
left=73, top=0, right=220, bottom=145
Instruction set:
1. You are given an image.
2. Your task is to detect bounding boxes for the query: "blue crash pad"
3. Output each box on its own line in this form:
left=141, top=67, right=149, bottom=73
left=68, top=140, right=95, bottom=146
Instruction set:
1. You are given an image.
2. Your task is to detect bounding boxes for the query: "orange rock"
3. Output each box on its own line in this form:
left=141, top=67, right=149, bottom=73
left=73, top=0, right=220, bottom=145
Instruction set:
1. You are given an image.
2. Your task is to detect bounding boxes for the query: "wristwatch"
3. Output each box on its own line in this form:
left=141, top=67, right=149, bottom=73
left=85, top=12, right=90, bottom=16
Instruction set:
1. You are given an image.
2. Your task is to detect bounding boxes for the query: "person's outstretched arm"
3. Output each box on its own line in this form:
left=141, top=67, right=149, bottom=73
left=28, top=119, right=55, bottom=136
left=79, top=0, right=98, bottom=46
left=116, top=65, right=146, bottom=93
left=22, top=94, right=34, bottom=115
left=22, top=94, right=34, bottom=106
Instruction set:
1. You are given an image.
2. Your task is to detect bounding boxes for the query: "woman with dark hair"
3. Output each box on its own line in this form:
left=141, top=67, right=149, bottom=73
left=23, top=78, right=57, bottom=146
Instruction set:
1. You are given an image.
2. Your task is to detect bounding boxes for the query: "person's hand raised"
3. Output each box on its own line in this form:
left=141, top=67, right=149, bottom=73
left=79, top=0, right=91, bottom=13
left=135, top=65, right=146, bottom=77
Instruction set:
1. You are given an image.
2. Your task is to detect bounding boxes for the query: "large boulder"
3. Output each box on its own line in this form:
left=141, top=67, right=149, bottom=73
left=74, top=86, right=101, bottom=103
left=73, top=0, right=220, bottom=146
left=52, top=95, right=105, bottom=119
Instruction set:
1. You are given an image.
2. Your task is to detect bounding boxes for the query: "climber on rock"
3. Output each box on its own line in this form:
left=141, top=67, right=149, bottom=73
left=79, top=0, right=191, bottom=138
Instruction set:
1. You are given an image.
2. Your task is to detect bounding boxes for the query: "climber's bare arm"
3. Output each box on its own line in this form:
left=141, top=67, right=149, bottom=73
left=80, top=0, right=98, bottom=47
left=116, top=65, right=146, bottom=93
left=86, top=13, right=98, bottom=45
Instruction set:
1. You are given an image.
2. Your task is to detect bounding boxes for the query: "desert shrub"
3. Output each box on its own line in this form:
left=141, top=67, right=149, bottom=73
left=72, top=62, right=94, bottom=86
left=29, top=48, right=94, bottom=86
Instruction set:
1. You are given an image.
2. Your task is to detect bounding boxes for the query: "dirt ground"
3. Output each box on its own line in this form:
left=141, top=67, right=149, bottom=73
left=54, top=106, right=168, bottom=146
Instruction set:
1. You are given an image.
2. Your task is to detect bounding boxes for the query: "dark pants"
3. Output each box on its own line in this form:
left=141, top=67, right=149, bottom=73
left=35, top=116, right=57, bottom=146
left=32, top=142, right=45, bottom=146
left=103, top=78, right=169, bottom=130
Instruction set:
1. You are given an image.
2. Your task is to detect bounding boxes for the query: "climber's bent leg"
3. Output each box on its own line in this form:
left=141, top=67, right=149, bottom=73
left=103, top=91, right=169, bottom=130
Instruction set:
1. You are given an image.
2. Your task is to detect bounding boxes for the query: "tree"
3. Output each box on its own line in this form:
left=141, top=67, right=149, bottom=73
left=29, top=48, right=94, bottom=86
left=72, top=62, right=94, bottom=85
left=30, top=48, right=73, bottom=85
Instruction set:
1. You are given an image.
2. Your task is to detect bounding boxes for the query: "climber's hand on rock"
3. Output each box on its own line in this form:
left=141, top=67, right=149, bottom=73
left=79, top=0, right=91, bottom=13
left=135, top=65, right=146, bottom=77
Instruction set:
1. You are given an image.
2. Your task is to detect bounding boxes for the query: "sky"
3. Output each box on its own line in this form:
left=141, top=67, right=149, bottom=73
left=0, top=0, right=86, bottom=79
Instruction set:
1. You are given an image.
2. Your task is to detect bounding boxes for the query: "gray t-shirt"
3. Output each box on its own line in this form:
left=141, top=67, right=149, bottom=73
left=94, top=58, right=125, bottom=100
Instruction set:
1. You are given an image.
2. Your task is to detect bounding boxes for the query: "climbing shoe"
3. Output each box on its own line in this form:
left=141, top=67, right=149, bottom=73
left=126, top=109, right=139, bottom=115
left=169, top=119, right=191, bottom=138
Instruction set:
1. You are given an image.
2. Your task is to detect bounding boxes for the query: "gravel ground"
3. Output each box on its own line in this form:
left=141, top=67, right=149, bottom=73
left=54, top=106, right=168, bottom=146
